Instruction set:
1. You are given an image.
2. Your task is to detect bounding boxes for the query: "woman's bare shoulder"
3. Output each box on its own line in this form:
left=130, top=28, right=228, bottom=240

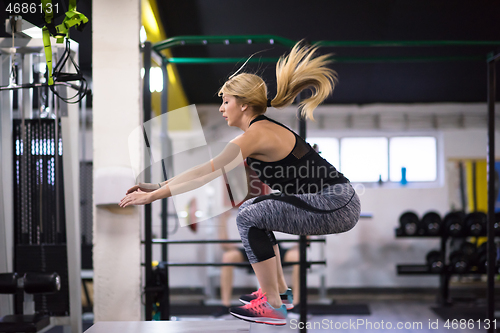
left=229, top=130, right=265, bottom=159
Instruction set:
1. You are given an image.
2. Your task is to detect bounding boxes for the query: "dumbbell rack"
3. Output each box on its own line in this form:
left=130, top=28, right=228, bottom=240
left=394, top=227, right=495, bottom=306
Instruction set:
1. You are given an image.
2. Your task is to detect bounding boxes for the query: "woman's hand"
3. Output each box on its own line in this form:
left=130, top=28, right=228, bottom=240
left=126, top=183, right=160, bottom=194
left=119, top=189, right=154, bottom=207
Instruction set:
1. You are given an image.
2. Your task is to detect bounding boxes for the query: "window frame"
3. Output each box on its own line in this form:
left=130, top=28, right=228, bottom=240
left=306, top=130, right=443, bottom=188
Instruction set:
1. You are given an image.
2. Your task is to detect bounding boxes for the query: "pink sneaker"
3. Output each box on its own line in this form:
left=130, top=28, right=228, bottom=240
left=230, top=295, right=287, bottom=326
left=238, top=288, right=264, bottom=304
left=240, top=288, right=294, bottom=310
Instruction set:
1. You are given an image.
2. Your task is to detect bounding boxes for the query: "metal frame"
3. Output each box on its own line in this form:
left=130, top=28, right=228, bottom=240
left=486, top=51, right=499, bottom=333
left=58, top=45, right=83, bottom=333
left=142, top=35, right=500, bottom=332
left=0, top=46, right=15, bottom=319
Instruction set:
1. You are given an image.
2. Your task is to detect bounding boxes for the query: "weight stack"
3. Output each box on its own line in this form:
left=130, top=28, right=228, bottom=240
left=12, top=119, right=69, bottom=316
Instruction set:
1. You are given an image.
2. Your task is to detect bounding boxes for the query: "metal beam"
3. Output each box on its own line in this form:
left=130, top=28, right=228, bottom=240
left=296, top=93, right=308, bottom=333
left=153, top=35, right=295, bottom=52
left=59, top=46, right=83, bottom=333
left=0, top=50, right=14, bottom=318
left=165, top=55, right=485, bottom=65
left=21, top=53, right=33, bottom=119
left=153, top=35, right=500, bottom=53
left=316, top=40, right=500, bottom=48
left=486, top=54, right=498, bottom=333
left=142, top=41, right=154, bottom=322
left=159, top=58, right=171, bottom=321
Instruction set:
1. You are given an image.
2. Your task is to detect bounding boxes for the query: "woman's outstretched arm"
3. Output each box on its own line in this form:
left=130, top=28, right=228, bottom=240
left=119, top=133, right=259, bottom=207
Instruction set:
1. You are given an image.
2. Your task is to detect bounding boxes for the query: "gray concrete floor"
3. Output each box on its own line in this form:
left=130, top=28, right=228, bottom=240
left=166, top=297, right=496, bottom=333
left=81, top=283, right=500, bottom=332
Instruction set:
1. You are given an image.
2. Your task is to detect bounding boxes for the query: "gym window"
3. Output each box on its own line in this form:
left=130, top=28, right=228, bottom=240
left=389, top=136, right=437, bottom=182
left=307, top=137, right=339, bottom=167
left=340, top=137, right=389, bottom=182
left=307, top=136, right=438, bottom=184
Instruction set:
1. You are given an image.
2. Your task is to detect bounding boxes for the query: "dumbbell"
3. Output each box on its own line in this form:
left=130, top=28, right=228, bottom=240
left=460, top=241, right=477, bottom=258
left=421, top=211, right=442, bottom=236
left=399, top=211, right=422, bottom=236
left=477, top=242, right=500, bottom=273
left=475, top=243, right=488, bottom=272
left=426, top=250, right=444, bottom=273
left=449, top=250, right=469, bottom=273
left=495, top=212, right=500, bottom=235
left=443, top=211, right=466, bottom=237
left=0, top=272, right=61, bottom=294
left=464, top=212, right=487, bottom=236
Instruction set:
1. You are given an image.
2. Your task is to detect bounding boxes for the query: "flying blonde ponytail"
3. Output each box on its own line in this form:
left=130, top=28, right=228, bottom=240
left=218, top=42, right=336, bottom=120
left=272, top=42, right=337, bottom=120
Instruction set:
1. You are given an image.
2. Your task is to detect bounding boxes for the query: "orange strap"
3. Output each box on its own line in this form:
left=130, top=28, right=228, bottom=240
left=210, top=159, right=215, bottom=172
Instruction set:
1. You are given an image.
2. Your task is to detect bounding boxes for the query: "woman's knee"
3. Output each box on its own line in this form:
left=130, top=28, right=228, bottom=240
left=222, top=249, right=244, bottom=263
left=237, top=198, right=254, bottom=212
left=283, top=247, right=299, bottom=263
left=236, top=208, right=253, bottom=229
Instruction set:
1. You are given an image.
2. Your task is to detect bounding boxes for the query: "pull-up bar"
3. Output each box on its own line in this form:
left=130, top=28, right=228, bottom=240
left=165, top=55, right=485, bottom=65
left=153, top=34, right=500, bottom=52
left=152, top=35, right=500, bottom=64
left=153, top=34, right=296, bottom=50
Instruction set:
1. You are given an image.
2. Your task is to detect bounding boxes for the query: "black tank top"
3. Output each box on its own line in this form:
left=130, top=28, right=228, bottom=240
left=246, top=115, right=348, bottom=195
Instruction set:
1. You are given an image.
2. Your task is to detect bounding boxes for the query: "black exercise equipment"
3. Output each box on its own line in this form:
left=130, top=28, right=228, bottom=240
left=0, top=273, right=19, bottom=294
left=422, top=211, right=442, bottom=236
left=464, top=212, right=487, bottom=236
left=399, top=211, right=422, bottom=236
left=0, top=272, right=61, bottom=333
left=23, top=273, right=61, bottom=294
left=459, top=241, right=477, bottom=259
left=443, top=211, right=466, bottom=237
left=449, top=250, right=469, bottom=273
left=487, top=53, right=499, bottom=332
left=12, top=119, right=70, bottom=318
left=475, top=243, right=488, bottom=272
left=0, top=272, right=60, bottom=295
left=494, top=212, right=500, bottom=235
left=397, top=211, right=476, bottom=306
left=426, top=250, right=444, bottom=273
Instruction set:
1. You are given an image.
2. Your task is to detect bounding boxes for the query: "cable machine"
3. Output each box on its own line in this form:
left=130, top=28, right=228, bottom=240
left=0, top=13, right=89, bottom=333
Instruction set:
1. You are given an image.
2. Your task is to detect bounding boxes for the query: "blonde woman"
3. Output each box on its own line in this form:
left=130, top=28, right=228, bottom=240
left=120, top=42, right=361, bottom=326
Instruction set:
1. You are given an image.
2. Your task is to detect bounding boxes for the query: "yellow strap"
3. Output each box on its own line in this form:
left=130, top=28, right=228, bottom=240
left=41, top=0, right=53, bottom=24
left=41, top=0, right=89, bottom=81
left=42, top=27, right=54, bottom=85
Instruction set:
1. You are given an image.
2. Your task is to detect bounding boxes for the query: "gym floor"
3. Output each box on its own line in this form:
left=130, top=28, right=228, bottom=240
left=81, top=299, right=492, bottom=333
left=75, top=283, right=497, bottom=333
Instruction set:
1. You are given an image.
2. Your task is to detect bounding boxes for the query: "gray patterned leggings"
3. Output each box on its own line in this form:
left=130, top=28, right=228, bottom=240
left=236, top=183, right=361, bottom=264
